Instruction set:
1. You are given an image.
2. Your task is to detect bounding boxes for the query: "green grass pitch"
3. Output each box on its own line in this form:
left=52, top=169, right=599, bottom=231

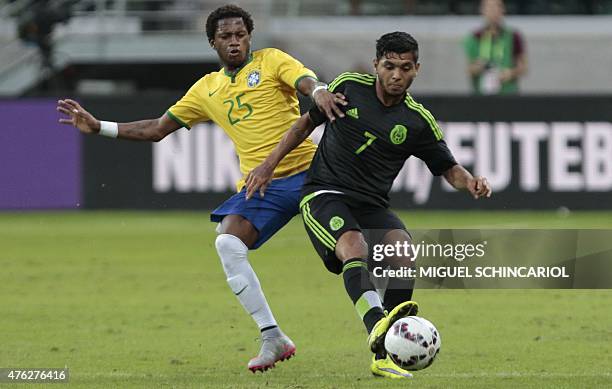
left=1, top=211, right=611, bottom=388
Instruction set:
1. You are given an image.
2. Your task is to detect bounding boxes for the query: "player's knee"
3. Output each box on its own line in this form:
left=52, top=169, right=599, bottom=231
left=215, top=234, right=248, bottom=262
left=215, top=233, right=247, bottom=251
left=218, top=215, right=258, bottom=248
left=382, top=229, right=411, bottom=246
left=335, top=230, right=368, bottom=261
left=381, top=230, right=414, bottom=267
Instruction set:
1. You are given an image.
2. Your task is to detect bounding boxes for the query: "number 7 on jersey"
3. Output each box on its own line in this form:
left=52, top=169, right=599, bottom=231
left=355, top=131, right=377, bottom=154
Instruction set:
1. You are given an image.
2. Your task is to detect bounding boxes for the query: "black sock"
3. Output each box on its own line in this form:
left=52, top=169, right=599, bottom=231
left=342, top=258, right=384, bottom=334
left=383, top=277, right=414, bottom=312
left=260, top=325, right=278, bottom=333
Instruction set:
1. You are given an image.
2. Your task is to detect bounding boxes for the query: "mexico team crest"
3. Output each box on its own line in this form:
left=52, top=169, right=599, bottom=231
left=247, top=70, right=261, bottom=88
left=329, top=216, right=344, bottom=231
left=390, top=124, right=408, bottom=145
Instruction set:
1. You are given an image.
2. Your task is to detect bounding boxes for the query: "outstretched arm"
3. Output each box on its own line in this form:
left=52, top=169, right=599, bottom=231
left=296, top=76, right=347, bottom=122
left=57, top=99, right=181, bottom=142
left=245, top=113, right=317, bottom=199
left=443, top=165, right=492, bottom=199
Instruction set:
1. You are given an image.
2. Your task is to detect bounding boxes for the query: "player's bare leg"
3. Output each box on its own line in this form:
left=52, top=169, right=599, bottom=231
left=215, top=215, right=295, bottom=372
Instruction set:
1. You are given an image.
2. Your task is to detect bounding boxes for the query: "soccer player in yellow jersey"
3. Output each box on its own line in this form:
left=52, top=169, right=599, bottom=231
left=56, top=5, right=346, bottom=373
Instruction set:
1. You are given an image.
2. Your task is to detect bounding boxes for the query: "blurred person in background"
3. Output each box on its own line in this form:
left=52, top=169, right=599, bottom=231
left=18, top=0, right=71, bottom=70
left=464, top=0, right=527, bottom=94
left=57, top=4, right=345, bottom=374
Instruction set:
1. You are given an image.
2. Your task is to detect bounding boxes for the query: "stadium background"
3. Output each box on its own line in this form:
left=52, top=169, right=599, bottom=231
left=1, top=1, right=611, bottom=388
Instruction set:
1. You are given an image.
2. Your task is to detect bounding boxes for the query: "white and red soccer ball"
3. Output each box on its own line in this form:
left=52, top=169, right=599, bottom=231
left=384, top=316, right=441, bottom=371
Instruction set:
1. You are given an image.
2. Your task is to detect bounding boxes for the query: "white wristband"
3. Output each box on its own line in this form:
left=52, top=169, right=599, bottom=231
left=99, top=121, right=119, bottom=138
left=311, top=84, right=328, bottom=99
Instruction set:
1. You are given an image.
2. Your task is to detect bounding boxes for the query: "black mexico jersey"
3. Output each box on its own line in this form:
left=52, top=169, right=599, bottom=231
left=303, top=72, right=457, bottom=207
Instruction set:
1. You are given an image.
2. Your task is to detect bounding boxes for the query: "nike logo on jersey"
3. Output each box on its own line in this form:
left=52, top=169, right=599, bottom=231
left=208, top=87, right=220, bottom=97
left=346, top=107, right=359, bottom=119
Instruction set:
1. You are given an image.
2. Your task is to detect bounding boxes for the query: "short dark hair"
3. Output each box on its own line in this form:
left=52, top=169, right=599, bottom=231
left=206, top=5, right=254, bottom=43
left=376, top=32, right=419, bottom=62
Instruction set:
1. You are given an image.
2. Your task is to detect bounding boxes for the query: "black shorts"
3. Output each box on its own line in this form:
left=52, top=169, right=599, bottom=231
left=300, top=192, right=406, bottom=274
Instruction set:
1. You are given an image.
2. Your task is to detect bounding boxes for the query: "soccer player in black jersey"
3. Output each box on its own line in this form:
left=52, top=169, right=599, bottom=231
left=245, top=32, right=492, bottom=378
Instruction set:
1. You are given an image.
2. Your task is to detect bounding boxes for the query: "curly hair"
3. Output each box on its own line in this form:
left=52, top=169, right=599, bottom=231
left=376, top=32, right=419, bottom=62
left=206, top=5, right=254, bottom=43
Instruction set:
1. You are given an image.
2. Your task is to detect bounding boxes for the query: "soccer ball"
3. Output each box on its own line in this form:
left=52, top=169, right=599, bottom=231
left=384, top=316, right=441, bottom=370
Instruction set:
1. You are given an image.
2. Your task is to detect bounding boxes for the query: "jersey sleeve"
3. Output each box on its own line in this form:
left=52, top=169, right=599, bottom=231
left=270, top=48, right=317, bottom=90
left=412, top=120, right=457, bottom=176
left=166, top=78, right=210, bottom=129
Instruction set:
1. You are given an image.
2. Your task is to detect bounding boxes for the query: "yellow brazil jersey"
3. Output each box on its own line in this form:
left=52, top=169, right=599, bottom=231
left=166, top=47, right=318, bottom=191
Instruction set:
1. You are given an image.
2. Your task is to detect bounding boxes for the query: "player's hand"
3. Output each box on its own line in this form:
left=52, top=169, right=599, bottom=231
left=57, top=99, right=100, bottom=134
left=467, top=176, right=492, bottom=199
left=313, top=89, right=347, bottom=122
left=499, top=69, right=514, bottom=83
left=245, top=162, right=275, bottom=200
left=469, top=60, right=487, bottom=76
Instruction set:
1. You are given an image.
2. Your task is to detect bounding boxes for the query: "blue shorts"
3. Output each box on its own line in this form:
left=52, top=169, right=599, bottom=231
left=211, top=171, right=306, bottom=249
